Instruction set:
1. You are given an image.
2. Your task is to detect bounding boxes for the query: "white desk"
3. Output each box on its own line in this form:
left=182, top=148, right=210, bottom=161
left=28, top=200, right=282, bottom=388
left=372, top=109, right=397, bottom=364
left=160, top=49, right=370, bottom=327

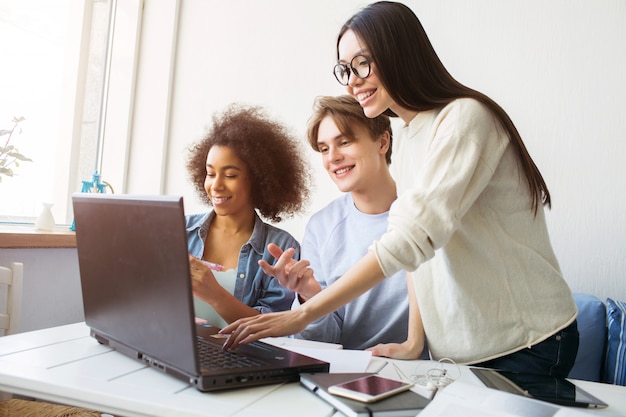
left=1, top=323, right=625, bottom=417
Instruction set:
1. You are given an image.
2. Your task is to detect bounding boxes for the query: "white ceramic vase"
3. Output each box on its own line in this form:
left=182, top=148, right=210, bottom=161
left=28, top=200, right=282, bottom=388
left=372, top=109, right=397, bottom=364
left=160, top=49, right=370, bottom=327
left=35, top=202, right=56, bottom=231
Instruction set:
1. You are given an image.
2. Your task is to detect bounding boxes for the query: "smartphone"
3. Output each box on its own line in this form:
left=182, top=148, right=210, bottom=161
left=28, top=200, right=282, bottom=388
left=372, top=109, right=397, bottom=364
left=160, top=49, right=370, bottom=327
left=328, top=375, right=414, bottom=403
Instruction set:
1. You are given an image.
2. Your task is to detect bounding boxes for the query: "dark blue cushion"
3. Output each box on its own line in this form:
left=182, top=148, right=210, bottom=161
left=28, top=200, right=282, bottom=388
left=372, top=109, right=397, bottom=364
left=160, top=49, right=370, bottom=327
left=569, top=293, right=606, bottom=381
left=604, top=298, right=626, bottom=385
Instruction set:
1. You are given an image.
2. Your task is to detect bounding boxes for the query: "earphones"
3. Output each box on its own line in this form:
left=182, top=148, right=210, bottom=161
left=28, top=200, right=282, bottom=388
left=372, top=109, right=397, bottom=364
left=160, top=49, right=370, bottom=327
left=388, top=357, right=460, bottom=393
left=411, top=358, right=460, bottom=391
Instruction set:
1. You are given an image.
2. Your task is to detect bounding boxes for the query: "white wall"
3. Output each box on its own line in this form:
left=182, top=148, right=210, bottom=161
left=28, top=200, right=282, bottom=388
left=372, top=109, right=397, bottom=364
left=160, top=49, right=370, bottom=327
left=0, top=249, right=84, bottom=332
left=115, top=0, right=626, bottom=303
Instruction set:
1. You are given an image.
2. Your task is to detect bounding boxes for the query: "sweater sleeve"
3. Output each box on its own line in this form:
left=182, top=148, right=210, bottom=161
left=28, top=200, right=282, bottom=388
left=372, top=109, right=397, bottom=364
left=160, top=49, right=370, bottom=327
left=373, top=99, right=510, bottom=277
left=295, top=206, right=344, bottom=344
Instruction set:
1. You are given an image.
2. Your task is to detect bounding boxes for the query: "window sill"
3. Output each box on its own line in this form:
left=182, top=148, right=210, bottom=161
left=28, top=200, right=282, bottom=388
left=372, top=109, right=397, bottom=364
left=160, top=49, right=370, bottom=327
left=0, top=224, right=76, bottom=248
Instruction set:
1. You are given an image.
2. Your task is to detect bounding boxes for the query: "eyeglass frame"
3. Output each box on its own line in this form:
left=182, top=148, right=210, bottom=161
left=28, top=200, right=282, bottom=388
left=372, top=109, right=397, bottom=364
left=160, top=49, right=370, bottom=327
left=333, top=54, right=373, bottom=86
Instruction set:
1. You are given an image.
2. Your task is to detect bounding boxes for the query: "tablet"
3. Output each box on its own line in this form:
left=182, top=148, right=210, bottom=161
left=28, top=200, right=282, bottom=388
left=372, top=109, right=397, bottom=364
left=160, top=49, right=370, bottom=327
left=471, top=368, right=608, bottom=408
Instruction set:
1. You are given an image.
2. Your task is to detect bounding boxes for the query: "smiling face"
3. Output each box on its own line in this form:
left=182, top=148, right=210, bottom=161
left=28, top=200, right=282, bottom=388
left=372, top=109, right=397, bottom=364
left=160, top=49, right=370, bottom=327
left=337, top=29, right=396, bottom=120
left=204, top=145, right=254, bottom=217
left=317, top=115, right=389, bottom=194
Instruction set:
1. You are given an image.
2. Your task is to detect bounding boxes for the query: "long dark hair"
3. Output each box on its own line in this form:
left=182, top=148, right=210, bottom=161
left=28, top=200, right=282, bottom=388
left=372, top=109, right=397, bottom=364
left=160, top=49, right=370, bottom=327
left=338, top=1, right=550, bottom=212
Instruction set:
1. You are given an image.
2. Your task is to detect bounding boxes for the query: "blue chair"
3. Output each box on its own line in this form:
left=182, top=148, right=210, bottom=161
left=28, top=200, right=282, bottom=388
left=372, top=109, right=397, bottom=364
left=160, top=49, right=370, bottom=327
left=569, top=293, right=607, bottom=382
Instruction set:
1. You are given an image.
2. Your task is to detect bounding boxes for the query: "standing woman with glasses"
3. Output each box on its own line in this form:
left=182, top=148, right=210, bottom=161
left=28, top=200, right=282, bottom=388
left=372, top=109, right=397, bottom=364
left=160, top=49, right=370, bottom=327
left=223, top=1, right=578, bottom=378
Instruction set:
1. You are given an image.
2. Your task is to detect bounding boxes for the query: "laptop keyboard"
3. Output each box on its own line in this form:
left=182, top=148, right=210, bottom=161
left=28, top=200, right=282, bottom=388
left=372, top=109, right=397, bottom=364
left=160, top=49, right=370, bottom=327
left=197, top=337, right=265, bottom=370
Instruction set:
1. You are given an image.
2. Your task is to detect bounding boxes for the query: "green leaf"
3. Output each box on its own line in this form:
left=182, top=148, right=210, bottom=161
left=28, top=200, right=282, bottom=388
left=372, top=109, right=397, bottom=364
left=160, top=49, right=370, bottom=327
left=7, top=152, right=32, bottom=162
left=1, top=145, right=15, bottom=153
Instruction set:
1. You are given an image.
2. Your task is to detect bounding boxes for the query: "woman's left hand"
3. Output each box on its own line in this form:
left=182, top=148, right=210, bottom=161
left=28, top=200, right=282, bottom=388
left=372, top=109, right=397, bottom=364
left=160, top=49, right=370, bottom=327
left=367, top=341, right=424, bottom=360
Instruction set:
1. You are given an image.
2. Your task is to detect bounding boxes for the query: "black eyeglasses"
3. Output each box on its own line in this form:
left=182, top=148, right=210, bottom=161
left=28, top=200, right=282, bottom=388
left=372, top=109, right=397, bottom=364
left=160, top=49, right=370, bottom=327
left=333, top=54, right=372, bottom=86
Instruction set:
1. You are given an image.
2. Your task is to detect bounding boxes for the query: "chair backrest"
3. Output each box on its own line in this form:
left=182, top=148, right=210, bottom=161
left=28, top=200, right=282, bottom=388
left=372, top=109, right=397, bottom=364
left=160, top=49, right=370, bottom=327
left=0, top=263, right=107, bottom=414
left=569, top=292, right=607, bottom=382
left=0, top=262, right=23, bottom=336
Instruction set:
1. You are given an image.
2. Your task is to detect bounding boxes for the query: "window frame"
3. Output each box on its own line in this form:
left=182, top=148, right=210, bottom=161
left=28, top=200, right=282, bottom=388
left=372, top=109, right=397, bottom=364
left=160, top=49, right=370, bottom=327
left=0, top=0, right=144, bottom=226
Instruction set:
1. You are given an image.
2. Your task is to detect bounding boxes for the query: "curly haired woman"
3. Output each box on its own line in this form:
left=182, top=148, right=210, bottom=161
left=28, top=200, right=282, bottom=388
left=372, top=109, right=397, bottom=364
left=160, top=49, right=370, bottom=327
left=185, top=104, right=310, bottom=327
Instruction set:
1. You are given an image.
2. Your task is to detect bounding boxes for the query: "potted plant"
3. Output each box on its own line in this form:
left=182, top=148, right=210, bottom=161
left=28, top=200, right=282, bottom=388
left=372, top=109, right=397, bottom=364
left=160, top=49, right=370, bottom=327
left=0, top=116, right=32, bottom=182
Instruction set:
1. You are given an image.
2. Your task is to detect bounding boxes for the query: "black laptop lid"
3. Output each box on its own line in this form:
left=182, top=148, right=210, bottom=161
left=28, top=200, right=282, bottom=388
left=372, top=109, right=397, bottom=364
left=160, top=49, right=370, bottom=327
left=73, top=193, right=199, bottom=376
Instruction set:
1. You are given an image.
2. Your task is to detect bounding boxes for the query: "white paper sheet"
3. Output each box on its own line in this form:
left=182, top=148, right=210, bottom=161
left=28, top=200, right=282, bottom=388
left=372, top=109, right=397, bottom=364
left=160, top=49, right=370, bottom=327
left=286, top=346, right=372, bottom=373
left=260, top=337, right=372, bottom=373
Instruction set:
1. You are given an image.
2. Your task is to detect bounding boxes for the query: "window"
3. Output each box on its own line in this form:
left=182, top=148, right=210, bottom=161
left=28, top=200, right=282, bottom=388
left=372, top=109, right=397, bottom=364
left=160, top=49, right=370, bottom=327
left=0, top=0, right=111, bottom=225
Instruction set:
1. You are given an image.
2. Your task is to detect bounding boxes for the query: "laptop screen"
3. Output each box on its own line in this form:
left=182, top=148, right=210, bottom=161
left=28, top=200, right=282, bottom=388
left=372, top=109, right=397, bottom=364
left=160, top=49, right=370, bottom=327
left=73, top=194, right=199, bottom=376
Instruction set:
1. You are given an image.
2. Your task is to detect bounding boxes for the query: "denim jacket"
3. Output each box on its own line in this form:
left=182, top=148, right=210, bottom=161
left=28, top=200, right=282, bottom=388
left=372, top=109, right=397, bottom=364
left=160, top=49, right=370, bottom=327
left=186, top=211, right=298, bottom=314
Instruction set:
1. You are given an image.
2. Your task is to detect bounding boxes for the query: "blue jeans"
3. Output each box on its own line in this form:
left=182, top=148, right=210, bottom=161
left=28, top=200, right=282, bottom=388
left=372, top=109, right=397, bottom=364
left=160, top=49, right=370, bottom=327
left=474, top=320, right=579, bottom=378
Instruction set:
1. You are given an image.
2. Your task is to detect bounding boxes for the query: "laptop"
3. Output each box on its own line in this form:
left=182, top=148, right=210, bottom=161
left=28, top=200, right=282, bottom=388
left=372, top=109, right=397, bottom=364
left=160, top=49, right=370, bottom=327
left=72, top=193, right=329, bottom=392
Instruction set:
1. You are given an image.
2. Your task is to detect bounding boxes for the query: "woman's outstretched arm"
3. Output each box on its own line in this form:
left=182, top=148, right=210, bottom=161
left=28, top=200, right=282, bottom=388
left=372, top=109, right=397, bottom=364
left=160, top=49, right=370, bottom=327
left=220, top=250, right=386, bottom=349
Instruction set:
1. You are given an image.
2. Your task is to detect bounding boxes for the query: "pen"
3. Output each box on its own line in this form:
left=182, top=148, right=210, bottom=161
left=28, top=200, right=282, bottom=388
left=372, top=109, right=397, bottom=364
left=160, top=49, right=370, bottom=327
left=199, top=260, right=226, bottom=271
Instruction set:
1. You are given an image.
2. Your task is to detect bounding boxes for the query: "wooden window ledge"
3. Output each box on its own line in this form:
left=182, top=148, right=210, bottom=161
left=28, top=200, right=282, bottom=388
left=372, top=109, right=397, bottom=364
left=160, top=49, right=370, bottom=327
left=0, top=224, right=76, bottom=248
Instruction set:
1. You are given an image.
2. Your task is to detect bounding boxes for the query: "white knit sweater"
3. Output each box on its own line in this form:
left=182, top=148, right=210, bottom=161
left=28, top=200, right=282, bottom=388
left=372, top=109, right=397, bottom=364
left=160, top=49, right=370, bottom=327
left=373, top=98, right=576, bottom=364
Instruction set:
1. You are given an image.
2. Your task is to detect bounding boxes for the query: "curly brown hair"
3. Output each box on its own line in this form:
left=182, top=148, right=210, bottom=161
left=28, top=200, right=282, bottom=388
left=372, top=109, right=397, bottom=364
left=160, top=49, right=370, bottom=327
left=186, top=104, right=311, bottom=223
